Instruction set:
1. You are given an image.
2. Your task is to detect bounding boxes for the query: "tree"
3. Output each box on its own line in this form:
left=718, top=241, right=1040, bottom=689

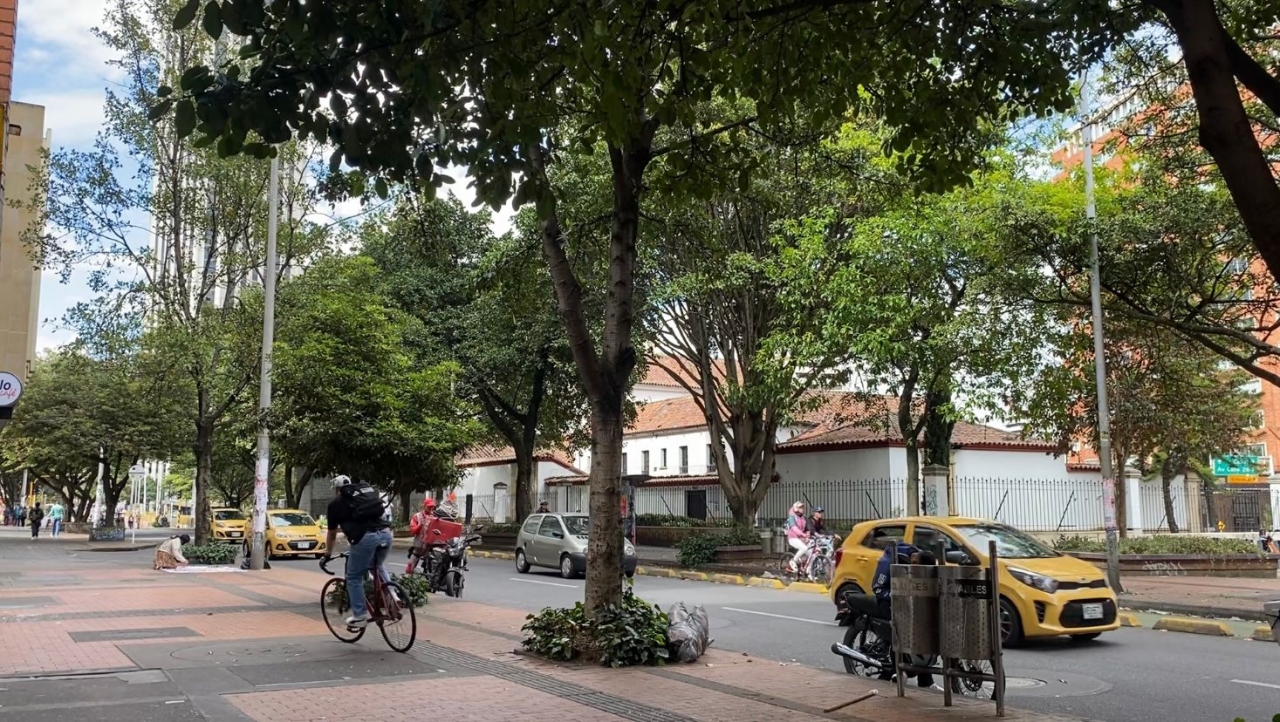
left=778, top=165, right=1049, bottom=513
left=19, top=0, right=325, bottom=543
left=362, top=197, right=586, bottom=523
left=650, top=123, right=904, bottom=525
left=171, top=0, right=1114, bottom=616
left=1020, top=318, right=1257, bottom=536
left=269, top=254, right=481, bottom=517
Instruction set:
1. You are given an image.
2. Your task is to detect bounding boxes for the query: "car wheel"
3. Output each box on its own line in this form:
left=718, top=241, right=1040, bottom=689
left=1070, top=632, right=1102, bottom=642
left=515, top=549, right=530, bottom=574
left=999, top=597, right=1024, bottom=648
left=560, top=554, right=576, bottom=579
left=833, top=581, right=864, bottom=608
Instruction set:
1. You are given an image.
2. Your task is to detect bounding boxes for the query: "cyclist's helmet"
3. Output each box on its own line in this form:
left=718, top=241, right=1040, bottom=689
left=812, top=506, right=824, bottom=513
left=330, top=474, right=353, bottom=489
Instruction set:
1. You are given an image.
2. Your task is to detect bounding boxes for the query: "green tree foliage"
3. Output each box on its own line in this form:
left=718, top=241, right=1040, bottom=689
left=361, top=197, right=587, bottom=523
left=168, top=0, right=1115, bottom=615
left=270, top=254, right=481, bottom=520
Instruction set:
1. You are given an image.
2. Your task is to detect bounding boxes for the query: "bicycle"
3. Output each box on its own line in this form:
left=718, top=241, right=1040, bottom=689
left=320, top=551, right=417, bottom=652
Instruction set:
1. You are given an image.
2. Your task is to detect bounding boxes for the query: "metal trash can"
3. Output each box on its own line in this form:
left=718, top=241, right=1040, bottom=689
left=938, top=565, right=993, bottom=660
left=1265, top=600, right=1280, bottom=649
left=891, top=564, right=939, bottom=656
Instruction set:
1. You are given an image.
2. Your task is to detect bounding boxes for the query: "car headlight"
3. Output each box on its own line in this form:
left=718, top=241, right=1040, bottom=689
left=1009, top=566, right=1059, bottom=594
left=624, top=540, right=635, bottom=556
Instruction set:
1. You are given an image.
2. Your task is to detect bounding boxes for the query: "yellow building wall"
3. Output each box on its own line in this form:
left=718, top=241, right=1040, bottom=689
left=0, top=101, right=45, bottom=381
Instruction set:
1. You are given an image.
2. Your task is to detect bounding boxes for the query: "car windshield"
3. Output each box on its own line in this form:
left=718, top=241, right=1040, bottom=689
left=562, top=516, right=589, bottom=536
left=956, top=524, right=1059, bottom=559
left=270, top=512, right=314, bottom=527
left=214, top=510, right=245, bottom=521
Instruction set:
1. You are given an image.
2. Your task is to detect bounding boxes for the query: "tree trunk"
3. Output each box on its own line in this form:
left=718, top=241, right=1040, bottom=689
left=1160, top=458, right=1181, bottom=534
left=288, top=467, right=311, bottom=510
left=922, top=384, right=955, bottom=468
left=194, top=418, right=215, bottom=544
left=904, top=437, right=921, bottom=516
left=514, top=451, right=535, bottom=523
left=896, top=370, right=921, bottom=515
left=1113, top=448, right=1129, bottom=538
left=1202, top=479, right=1219, bottom=531
left=585, top=407, right=625, bottom=615
left=1150, top=0, right=1280, bottom=282
left=399, top=492, right=411, bottom=525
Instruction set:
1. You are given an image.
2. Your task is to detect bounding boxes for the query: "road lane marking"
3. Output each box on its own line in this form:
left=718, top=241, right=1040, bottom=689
left=509, top=577, right=579, bottom=588
left=722, top=607, right=837, bottom=626
left=1231, top=679, right=1280, bottom=690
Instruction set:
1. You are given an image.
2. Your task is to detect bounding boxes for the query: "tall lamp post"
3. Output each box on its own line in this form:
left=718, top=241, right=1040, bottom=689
left=1080, top=69, right=1122, bottom=592
left=128, top=464, right=146, bottom=543
left=251, top=154, right=281, bottom=571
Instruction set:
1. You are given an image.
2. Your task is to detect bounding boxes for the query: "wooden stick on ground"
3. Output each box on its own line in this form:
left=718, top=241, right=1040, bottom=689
left=823, top=689, right=879, bottom=713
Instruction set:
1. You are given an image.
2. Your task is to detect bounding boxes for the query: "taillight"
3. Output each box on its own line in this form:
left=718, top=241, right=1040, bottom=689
left=833, top=547, right=843, bottom=568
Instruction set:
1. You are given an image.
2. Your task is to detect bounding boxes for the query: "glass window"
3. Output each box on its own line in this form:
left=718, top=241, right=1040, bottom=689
left=269, top=512, right=315, bottom=527
left=538, top=517, right=564, bottom=538
left=642, top=451, right=650, bottom=473
left=214, top=509, right=245, bottom=521
left=621, top=453, right=628, bottom=474
left=955, top=525, right=1059, bottom=559
left=913, top=526, right=965, bottom=556
left=679, top=446, right=689, bottom=471
left=861, top=524, right=906, bottom=548
left=562, top=516, right=590, bottom=536
left=661, top=449, right=668, bottom=468
left=521, top=515, right=541, bottom=535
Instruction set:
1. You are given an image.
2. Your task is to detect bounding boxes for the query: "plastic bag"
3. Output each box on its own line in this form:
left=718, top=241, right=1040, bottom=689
left=666, top=602, right=712, bottom=663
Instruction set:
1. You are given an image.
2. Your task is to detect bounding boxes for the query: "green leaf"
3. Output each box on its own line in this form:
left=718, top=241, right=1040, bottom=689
left=147, top=99, right=174, bottom=122
left=174, top=100, right=197, bottom=137
left=374, top=177, right=389, bottom=200
left=172, top=0, right=200, bottom=30
left=220, top=0, right=246, bottom=35
left=202, top=1, right=223, bottom=40
left=156, top=85, right=174, bottom=98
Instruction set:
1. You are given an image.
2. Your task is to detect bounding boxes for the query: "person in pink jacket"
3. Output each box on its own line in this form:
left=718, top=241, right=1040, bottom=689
left=784, top=501, right=811, bottom=573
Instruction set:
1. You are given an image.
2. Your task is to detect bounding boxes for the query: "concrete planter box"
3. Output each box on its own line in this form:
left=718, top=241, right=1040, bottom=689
left=637, top=526, right=721, bottom=547
left=476, top=532, right=517, bottom=550
left=714, top=545, right=767, bottom=565
left=89, top=526, right=126, bottom=542
left=1069, top=551, right=1279, bottom=578
left=65, top=522, right=92, bottom=535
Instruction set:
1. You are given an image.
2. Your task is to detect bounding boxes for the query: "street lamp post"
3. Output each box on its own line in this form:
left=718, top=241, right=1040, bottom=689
left=128, top=464, right=146, bottom=543
left=251, top=154, right=281, bottom=571
left=1080, top=70, right=1122, bottom=592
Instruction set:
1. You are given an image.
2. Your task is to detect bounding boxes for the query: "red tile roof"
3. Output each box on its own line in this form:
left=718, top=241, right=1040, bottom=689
left=456, top=444, right=583, bottom=473
left=626, top=391, right=880, bottom=436
left=778, top=417, right=1059, bottom=453
left=639, top=357, right=727, bottom=389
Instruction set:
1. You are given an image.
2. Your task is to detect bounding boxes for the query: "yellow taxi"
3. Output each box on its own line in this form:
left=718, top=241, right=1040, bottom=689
left=211, top=508, right=248, bottom=544
left=830, top=516, right=1119, bottom=646
left=266, top=509, right=326, bottom=558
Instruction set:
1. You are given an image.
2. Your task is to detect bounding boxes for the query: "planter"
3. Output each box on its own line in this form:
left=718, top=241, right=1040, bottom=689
left=89, top=526, right=126, bottom=542
left=1068, top=551, right=1280, bottom=578
left=636, top=526, right=717, bottom=547
left=476, top=532, right=516, bottom=551
left=713, top=545, right=767, bottom=565
left=64, top=521, right=92, bottom=534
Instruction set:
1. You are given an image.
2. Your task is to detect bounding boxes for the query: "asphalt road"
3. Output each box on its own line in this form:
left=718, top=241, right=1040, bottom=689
left=269, top=554, right=1280, bottom=722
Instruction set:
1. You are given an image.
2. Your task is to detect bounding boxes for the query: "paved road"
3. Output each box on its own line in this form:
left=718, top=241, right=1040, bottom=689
left=266, top=554, right=1280, bottom=722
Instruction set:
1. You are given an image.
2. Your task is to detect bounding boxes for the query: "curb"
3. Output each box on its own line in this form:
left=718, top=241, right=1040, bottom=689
left=1152, top=617, right=1234, bottom=637
left=1251, top=625, right=1274, bottom=642
left=1119, top=597, right=1269, bottom=623
left=470, top=548, right=828, bottom=594
left=1117, top=612, right=1142, bottom=628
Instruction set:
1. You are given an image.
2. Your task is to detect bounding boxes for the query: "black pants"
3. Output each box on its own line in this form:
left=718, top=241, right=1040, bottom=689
left=31, top=522, right=39, bottom=538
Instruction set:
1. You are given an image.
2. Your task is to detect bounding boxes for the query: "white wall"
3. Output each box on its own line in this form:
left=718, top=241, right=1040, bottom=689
left=632, top=384, right=690, bottom=404
left=951, top=449, right=1076, bottom=479
left=775, top=447, right=893, bottom=482
left=621, top=429, right=717, bottom=476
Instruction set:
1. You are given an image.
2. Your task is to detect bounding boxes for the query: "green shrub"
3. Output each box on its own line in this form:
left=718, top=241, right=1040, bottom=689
left=1053, top=535, right=1261, bottom=556
left=481, top=522, right=521, bottom=534
left=521, top=589, right=669, bottom=667
left=637, top=514, right=702, bottom=528
left=390, top=573, right=431, bottom=607
left=721, top=526, right=762, bottom=546
left=184, top=544, right=238, bottom=565
left=677, top=532, right=723, bottom=567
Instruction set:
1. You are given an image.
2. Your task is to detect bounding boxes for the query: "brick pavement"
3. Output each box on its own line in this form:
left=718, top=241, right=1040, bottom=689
left=1120, top=575, right=1280, bottom=619
left=0, top=537, right=1088, bottom=722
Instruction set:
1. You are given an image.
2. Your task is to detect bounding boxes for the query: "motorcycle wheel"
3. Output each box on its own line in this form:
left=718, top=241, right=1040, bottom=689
left=841, top=618, right=887, bottom=677
left=950, top=658, right=999, bottom=701
left=445, top=570, right=464, bottom=598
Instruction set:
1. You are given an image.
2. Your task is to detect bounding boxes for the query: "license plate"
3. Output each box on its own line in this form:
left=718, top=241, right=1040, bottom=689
left=229, top=531, right=242, bottom=537
left=1082, top=603, right=1104, bottom=620
left=297, top=541, right=313, bottom=549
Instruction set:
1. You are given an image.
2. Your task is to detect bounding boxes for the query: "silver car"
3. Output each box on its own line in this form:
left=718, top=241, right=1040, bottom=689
left=514, top=513, right=638, bottom=579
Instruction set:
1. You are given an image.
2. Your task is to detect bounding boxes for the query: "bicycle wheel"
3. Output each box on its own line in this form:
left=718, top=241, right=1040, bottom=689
left=321, top=578, right=365, bottom=643
left=377, top=581, right=417, bottom=653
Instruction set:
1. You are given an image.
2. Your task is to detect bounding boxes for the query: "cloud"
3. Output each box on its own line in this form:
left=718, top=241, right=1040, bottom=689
left=16, top=0, right=113, bottom=81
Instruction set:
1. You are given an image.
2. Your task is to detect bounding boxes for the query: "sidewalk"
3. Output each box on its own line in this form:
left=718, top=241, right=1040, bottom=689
left=0, top=542, right=1085, bottom=722
left=1119, top=575, right=1280, bottom=621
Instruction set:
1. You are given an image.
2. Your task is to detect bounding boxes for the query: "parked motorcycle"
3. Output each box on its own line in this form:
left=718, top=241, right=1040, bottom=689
left=412, top=526, right=482, bottom=598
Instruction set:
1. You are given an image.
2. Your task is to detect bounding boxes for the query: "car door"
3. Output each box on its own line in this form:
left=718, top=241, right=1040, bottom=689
left=909, top=524, right=971, bottom=564
left=846, top=522, right=907, bottom=591
left=534, top=516, right=565, bottom=566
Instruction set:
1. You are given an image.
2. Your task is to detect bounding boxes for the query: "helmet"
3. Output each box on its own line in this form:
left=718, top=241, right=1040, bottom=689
left=812, top=506, right=824, bottom=514
left=330, top=474, right=353, bottom=489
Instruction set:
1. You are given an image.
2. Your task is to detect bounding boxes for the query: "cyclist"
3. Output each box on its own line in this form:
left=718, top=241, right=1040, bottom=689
left=321, top=475, right=392, bottom=629
left=784, top=501, right=811, bottom=573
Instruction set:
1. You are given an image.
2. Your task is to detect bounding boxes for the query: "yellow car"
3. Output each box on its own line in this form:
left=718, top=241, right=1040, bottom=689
left=266, top=509, right=327, bottom=558
left=211, top=508, right=248, bottom=544
left=830, top=516, right=1119, bottom=646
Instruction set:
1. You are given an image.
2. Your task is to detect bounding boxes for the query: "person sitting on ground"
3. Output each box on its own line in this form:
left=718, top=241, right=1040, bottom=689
left=155, top=534, right=190, bottom=570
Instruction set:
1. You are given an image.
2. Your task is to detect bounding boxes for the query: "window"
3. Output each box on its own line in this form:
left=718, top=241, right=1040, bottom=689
left=860, top=524, right=906, bottom=549
left=269, top=512, right=315, bottom=527
left=954, top=525, right=1059, bottom=559
left=214, top=510, right=245, bottom=521
left=1252, top=410, right=1266, bottom=430
left=661, top=449, right=668, bottom=469
left=1241, top=379, right=1263, bottom=396
left=621, top=453, right=628, bottom=474
left=538, top=517, right=564, bottom=538
left=707, top=445, right=716, bottom=472
left=642, top=451, right=650, bottom=474
left=521, top=516, right=541, bottom=536
left=912, top=527, right=966, bottom=557
left=679, top=446, right=689, bottom=474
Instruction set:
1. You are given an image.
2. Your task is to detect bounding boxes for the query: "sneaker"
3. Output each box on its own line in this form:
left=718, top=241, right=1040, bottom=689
left=345, top=614, right=370, bottom=629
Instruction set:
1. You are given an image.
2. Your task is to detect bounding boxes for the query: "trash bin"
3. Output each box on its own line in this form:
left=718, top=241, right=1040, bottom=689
left=938, top=565, right=993, bottom=660
left=1265, top=600, right=1280, bottom=649
left=891, top=564, right=939, bottom=656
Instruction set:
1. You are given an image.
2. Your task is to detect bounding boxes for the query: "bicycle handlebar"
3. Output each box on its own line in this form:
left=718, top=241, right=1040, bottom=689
left=319, top=552, right=350, bottom=576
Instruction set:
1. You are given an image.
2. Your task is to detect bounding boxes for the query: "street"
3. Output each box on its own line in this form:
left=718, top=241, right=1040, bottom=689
left=271, top=553, right=1280, bottom=722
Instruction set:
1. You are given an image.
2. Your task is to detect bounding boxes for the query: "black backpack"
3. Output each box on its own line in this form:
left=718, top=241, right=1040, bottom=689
left=342, top=481, right=385, bottom=523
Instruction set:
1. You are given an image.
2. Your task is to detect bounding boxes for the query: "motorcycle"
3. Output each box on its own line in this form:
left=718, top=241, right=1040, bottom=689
left=410, top=526, right=482, bottom=598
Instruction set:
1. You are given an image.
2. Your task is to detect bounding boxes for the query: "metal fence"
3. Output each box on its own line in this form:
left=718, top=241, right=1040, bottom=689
left=618, top=476, right=1209, bottom=534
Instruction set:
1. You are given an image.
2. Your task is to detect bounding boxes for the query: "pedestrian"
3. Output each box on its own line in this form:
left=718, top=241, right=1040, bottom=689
left=154, top=534, right=190, bottom=570
left=16, top=505, right=25, bottom=528
left=49, top=502, right=64, bottom=537
left=2, top=506, right=10, bottom=526
left=537, top=500, right=550, bottom=514
left=29, top=502, right=44, bottom=539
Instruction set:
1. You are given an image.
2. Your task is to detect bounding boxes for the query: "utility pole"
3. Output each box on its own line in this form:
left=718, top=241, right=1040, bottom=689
left=1080, top=70, right=1122, bottom=592
left=251, top=154, right=281, bottom=571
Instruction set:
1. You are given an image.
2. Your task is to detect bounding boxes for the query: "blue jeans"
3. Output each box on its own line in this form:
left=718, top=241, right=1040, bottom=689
left=52, top=519, right=61, bottom=536
left=346, top=528, right=393, bottom=618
